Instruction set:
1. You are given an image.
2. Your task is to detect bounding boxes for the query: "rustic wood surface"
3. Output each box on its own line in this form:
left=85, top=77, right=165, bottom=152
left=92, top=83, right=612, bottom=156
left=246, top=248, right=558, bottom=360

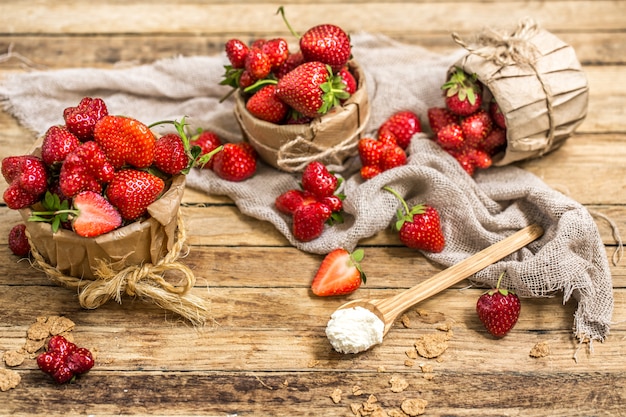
left=1, top=1, right=625, bottom=416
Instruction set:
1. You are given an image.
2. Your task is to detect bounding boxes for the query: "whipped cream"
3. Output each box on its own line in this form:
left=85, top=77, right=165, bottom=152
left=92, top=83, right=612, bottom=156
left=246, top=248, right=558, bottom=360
left=325, top=306, right=384, bottom=354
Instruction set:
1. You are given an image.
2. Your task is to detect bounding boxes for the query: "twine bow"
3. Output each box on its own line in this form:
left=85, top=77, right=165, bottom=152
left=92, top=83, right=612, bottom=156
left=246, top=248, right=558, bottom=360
left=28, top=213, right=212, bottom=326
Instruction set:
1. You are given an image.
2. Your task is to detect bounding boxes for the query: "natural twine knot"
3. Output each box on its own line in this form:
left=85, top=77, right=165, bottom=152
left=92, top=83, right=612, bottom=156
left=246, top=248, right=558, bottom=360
left=452, top=17, right=541, bottom=67
left=28, top=213, right=211, bottom=326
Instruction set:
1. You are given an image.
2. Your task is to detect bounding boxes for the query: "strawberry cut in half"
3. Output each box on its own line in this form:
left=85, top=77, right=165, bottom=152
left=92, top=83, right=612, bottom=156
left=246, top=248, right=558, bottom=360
left=311, top=248, right=366, bottom=296
left=72, top=190, right=122, bottom=238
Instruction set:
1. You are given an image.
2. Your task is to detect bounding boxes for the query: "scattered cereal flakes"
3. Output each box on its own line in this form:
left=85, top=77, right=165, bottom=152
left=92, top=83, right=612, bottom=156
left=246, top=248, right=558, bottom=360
left=377, top=365, right=386, bottom=373
left=362, top=394, right=379, bottom=413
left=49, top=316, right=75, bottom=335
left=0, top=368, right=21, bottom=392
left=370, top=408, right=388, bottom=417
left=22, top=338, right=45, bottom=354
left=422, top=373, right=435, bottom=381
left=26, top=320, right=50, bottom=341
left=387, top=409, right=405, bottom=417
left=419, top=363, right=433, bottom=373
left=389, top=376, right=409, bottom=393
left=401, top=314, right=411, bottom=328
left=352, top=385, right=364, bottom=396
left=416, top=309, right=445, bottom=324
left=405, top=349, right=418, bottom=360
left=530, top=341, right=551, bottom=358
left=350, top=403, right=361, bottom=415
left=307, top=359, right=320, bottom=368
left=404, top=359, right=415, bottom=367
left=435, top=321, right=453, bottom=332
left=2, top=350, right=24, bottom=367
left=330, top=388, right=342, bottom=404
left=415, top=333, right=449, bottom=359
left=401, top=398, right=428, bottom=416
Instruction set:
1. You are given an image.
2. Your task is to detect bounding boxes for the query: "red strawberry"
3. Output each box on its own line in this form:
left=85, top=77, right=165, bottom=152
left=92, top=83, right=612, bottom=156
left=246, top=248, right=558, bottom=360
left=301, top=161, right=338, bottom=199
left=489, top=99, right=507, bottom=129
left=262, top=38, right=289, bottom=70
left=190, top=130, right=223, bottom=170
left=461, top=109, right=493, bottom=149
left=212, top=142, right=257, bottom=182
left=59, top=141, right=115, bottom=198
left=384, top=186, right=445, bottom=253
left=482, top=126, right=507, bottom=156
left=442, top=67, right=483, bottom=116
left=275, top=189, right=317, bottom=215
left=466, top=148, right=493, bottom=170
left=380, top=145, right=407, bottom=171
left=8, top=223, right=30, bottom=257
left=299, top=25, right=351, bottom=72
left=378, top=111, right=422, bottom=149
left=320, top=195, right=343, bottom=213
left=63, top=97, right=108, bottom=141
left=338, top=66, right=357, bottom=95
left=106, top=169, right=165, bottom=221
left=250, top=39, right=266, bottom=49
left=276, top=61, right=349, bottom=118
left=37, top=335, right=94, bottom=384
left=452, top=150, right=477, bottom=176
left=275, top=51, right=305, bottom=79
left=72, top=190, right=123, bottom=237
left=93, top=115, right=156, bottom=169
left=2, top=155, right=48, bottom=210
left=246, top=84, right=289, bottom=124
left=238, top=70, right=255, bottom=90
left=427, top=107, right=458, bottom=135
left=41, top=125, right=81, bottom=166
left=360, top=165, right=382, bottom=180
left=358, top=137, right=383, bottom=167
left=245, top=47, right=272, bottom=80
left=225, top=38, right=249, bottom=69
left=476, top=272, right=521, bottom=338
left=311, top=248, right=365, bottom=296
left=292, top=201, right=332, bottom=242
left=436, top=123, right=465, bottom=151
left=154, top=133, right=189, bottom=175
left=377, top=128, right=398, bottom=148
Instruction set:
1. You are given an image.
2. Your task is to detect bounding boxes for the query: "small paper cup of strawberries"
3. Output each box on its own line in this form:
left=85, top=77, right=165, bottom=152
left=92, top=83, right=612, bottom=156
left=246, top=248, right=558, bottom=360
left=220, top=7, right=370, bottom=173
left=2, top=97, right=217, bottom=324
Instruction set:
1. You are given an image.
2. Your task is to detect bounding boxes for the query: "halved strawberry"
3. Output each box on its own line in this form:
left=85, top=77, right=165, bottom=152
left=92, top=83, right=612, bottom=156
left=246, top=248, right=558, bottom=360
left=311, top=248, right=366, bottom=296
left=72, top=191, right=122, bottom=238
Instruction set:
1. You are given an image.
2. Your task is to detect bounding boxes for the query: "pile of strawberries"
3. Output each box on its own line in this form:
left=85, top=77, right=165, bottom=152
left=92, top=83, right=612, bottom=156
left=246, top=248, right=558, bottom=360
left=1, top=96, right=245, bottom=243
left=427, top=67, right=507, bottom=176
left=221, top=7, right=355, bottom=125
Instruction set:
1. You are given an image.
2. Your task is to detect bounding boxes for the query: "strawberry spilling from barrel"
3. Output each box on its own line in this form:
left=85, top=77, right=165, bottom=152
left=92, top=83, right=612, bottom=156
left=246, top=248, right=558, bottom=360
left=220, top=7, right=355, bottom=124
left=1, top=96, right=252, bottom=247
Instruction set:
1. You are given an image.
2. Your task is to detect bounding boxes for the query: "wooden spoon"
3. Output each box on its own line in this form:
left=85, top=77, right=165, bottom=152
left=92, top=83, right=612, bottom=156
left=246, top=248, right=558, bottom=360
left=335, top=223, right=544, bottom=337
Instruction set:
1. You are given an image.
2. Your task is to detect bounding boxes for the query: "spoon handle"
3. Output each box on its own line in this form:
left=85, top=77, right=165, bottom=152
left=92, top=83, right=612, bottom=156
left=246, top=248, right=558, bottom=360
left=378, top=224, right=544, bottom=324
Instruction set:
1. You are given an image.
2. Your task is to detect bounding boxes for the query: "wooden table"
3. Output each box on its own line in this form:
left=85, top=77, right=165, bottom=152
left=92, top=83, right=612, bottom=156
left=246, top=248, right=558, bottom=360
left=1, top=1, right=624, bottom=415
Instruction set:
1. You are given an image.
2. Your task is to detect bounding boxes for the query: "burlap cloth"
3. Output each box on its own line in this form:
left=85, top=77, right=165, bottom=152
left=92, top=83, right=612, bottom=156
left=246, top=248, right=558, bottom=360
left=0, top=32, right=616, bottom=343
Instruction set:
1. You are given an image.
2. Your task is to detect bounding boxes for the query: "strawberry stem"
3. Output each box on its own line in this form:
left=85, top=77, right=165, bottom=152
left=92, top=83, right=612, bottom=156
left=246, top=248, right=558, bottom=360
left=383, top=186, right=410, bottom=217
left=276, top=6, right=300, bottom=39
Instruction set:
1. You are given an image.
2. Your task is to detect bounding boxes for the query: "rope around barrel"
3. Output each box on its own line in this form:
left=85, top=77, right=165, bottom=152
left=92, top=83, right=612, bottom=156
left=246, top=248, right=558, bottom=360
left=26, top=212, right=212, bottom=326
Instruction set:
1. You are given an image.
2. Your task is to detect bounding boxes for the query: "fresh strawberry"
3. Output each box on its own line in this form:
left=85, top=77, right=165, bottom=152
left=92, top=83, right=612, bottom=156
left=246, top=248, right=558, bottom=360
left=360, top=165, right=382, bottom=180
left=489, top=99, right=507, bottom=129
left=225, top=38, right=249, bottom=69
left=238, top=70, right=255, bottom=90
left=262, top=38, right=289, bottom=70
left=245, top=47, right=272, bottom=80
left=8, top=223, right=30, bottom=257
left=377, top=128, right=398, bottom=148
left=311, top=248, right=365, bottom=296
left=212, top=142, right=257, bottom=182
left=460, top=109, right=493, bottom=149
left=338, top=66, right=357, bottom=95
left=275, top=51, right=305, bottom=79
left=63, top=97, right=108, bottom=141
left=436, top=123, right=465, bottom=151
left=427, top=107, right=457, bottom=134
left=476, top=272, right=521, bottom=338
left=59, top=141, right=115, bottom=198
left=384, top=186, right=445, bottom=253
left=301, top=161, right=338, bottom=199
left=93, top=115, right=156, bottom=169
left=358, top=137, right=384, bottom=167
left=292, top=201, right=332, bottom=242
left=320, top=195, right=343, bottom=213
left=106, top=169, right=165, bottom=221
left=37, top=335, right=94, bottom=384
left=380, top=145, right=407, bottom=171
left=250, top=38, right=266, bottom=49
left=481, top=126, right=507, bottom=156
left=41, top=125, right=81, bottom=166
left=72, top=190, right=123, bottom=237
left=300, top=25, right=351, bottom=72
left=451, top=150, right=477, bottom=176
left=466, top=148, right=493, bottom=170
left=275, top=189, right=317, bottom=215
left=154, top=133, right=189, bottom=175
left=276, top=61, right=349, bottom=118
left=190, top=130, right=223, bottom=170
left=442, top=67, right=482, bottom=116
left=1, top=155, right=49, bottom=210
left=246, top=84, right=289, bottom=124
left=378, top=111, right=422, bottom=149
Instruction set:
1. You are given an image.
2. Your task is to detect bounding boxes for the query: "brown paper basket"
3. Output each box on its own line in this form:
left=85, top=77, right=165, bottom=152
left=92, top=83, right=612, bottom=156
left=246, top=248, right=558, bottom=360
left=450, top=18, right=589, bottom=166
left=234, top=60, right=370, bottom=172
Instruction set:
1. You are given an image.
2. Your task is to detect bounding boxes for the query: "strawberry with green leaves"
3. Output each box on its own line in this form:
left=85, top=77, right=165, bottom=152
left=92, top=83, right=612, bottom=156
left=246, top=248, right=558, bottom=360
left=311, top=248, right=366, bottom=296
left=106, top=169, right=165, bottom=221
left=212, top=142, right=257, bottom=182
left=190, top=130, right=223, bottom=170
left=384, top=186, right=445, bottom=253
left=153, top=133, right=189, bottom=175
left=93, top=115, right=156, bottom=169
left=442, top=67, right=483, bottom=116
left=63, top=97, right=108, bottom=141
left=476, top=272, right=521, bottom=338
left=1, top=155, right=49, bottom=210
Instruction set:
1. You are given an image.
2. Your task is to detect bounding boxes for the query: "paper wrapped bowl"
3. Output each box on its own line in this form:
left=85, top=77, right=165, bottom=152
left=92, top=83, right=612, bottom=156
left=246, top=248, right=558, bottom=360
left=234, top=60, right=370, bottom=172
left=450, top=18, right=589, bottom=166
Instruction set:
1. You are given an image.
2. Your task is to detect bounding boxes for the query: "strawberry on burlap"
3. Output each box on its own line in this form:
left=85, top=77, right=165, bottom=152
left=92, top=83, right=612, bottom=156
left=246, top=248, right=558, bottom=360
left=0, top=29, right=615, bottom=344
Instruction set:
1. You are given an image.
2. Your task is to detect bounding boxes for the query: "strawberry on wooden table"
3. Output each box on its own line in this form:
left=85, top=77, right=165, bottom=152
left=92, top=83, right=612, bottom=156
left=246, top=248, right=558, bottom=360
left=37, top=335, right=94, bottom=384
left=476, top=272, right=521, bottom=338
left=311, top=248, right=366, bottom=296
left=8, top=223, right=30, bottom=257
left=106, top=169, right=165, bottom=221
left=384, top=186, right=445, bottom=253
